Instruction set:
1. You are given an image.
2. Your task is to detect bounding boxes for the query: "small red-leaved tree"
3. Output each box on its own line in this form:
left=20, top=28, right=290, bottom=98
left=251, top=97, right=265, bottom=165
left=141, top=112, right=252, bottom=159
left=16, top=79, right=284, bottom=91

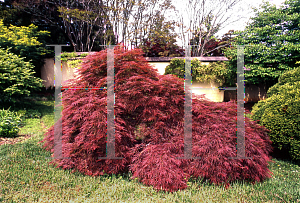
left=40, top=45, right=273, bottom=192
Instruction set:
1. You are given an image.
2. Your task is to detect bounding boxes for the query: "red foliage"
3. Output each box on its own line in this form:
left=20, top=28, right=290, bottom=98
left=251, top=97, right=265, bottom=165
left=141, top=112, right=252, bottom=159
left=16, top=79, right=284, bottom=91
left=39, top=45, right=273, bottom=192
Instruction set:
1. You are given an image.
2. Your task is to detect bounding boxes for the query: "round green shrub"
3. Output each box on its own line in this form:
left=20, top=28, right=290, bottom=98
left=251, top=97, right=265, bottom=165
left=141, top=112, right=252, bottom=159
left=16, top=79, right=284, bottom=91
left=251, top=66, right=300, bottom=161
left=0, top=107, right=23, bottom=138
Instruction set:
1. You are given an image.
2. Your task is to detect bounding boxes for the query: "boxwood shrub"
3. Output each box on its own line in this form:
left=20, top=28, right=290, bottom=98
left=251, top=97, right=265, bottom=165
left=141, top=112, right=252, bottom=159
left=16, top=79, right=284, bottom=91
left=251, top=66, right=300, bottom=161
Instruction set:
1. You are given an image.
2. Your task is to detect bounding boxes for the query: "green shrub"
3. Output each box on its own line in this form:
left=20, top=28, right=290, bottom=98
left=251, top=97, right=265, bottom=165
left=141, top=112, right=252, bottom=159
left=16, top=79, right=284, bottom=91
left=0, top=107, right=22, bottom=138
left=164, top=58, right=185, bottom=78
left=61, top=52, right=88, bottom=61
left=0, top=48, right=44, bottom=103
left=62, top=52, right=88, bottom=70
left=61, top=52, right=78, bottom=61
left=267, top=66, right=300, bottom=97
left=0, top=20, right=51, bottom=70
left=251, top=66, right=300, bottom=161
left=67, top=59, right=83, bottom=69
left=17, top=109, right=41, bottom=119
left=79, top=53, right=88, bottom=57
left=164, top=58, right=229, bottom=84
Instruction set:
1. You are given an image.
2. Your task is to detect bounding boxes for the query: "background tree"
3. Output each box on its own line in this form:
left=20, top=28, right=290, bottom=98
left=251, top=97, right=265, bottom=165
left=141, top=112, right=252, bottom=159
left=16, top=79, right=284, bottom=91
left=176, top=0, right=246, bottom=56
left=128, top=0, right=175, bottom=47
left=0, top=0, right=32, bottom=26
left=57, top=3, right=115, bottom=52
left=12, top=0, right=115, bottom=52
left=12, top=0, right=177, bottom=51
left=138, top=11, right=184, bottom=57
left=1, top=0, right=72, bottom=52
left=188, top=30, right=236, bottom=56
left=223, top=0, right=300, bottom=86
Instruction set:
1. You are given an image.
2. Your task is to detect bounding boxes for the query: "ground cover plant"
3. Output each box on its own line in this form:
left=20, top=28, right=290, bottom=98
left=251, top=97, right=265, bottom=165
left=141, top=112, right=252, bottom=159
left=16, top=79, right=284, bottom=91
left=38, top=45, right=276, bottom=192
left=0, top=107, right=22, bottom=138
left=1, top=100, right=300, bottom=202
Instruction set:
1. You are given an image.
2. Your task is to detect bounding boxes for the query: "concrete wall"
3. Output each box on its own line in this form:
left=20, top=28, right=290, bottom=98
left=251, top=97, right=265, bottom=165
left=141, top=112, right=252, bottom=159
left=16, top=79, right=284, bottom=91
left=43, top=57, right=271, bottom=102
left=41, top=59, right=77, bottom=89
left=40, top=58, right=225, bottom=102
left=41, top=58, right=212, bottom=88
left=149, top=62, right=170, bottom=75
left=191, top=81, right=224, bottom=102
left=40, top=58, right=54, bottom=89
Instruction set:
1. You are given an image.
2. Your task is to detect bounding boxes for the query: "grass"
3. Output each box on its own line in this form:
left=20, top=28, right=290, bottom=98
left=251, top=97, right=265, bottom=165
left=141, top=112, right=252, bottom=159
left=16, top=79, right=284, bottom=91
left=0, top=99, right=300, bottom=202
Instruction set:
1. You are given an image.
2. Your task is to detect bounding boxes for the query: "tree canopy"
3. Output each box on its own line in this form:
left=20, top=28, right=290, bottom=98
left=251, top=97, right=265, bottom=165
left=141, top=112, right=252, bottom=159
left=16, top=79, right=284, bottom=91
left=223, top=0, right=300, bottom=85
left=0, top=19, right=51, bottom=77
left=138, top=11, right=184, bottom=57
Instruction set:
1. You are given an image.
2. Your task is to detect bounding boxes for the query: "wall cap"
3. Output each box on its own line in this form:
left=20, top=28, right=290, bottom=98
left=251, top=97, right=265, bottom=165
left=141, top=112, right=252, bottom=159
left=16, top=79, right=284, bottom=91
left=52, top=52, right=229, bottom=62
left=145, top=57, right=228, bottom=62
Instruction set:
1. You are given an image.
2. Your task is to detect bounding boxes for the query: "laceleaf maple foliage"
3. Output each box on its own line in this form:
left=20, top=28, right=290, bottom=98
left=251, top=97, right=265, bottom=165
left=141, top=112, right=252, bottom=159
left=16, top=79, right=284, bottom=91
left=40, top=45, right=273, bottom=192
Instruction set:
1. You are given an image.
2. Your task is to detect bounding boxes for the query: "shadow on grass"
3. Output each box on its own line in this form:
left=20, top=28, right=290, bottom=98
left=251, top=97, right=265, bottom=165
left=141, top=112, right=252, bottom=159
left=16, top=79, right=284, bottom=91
left=270, top=145, right=300, bottom=167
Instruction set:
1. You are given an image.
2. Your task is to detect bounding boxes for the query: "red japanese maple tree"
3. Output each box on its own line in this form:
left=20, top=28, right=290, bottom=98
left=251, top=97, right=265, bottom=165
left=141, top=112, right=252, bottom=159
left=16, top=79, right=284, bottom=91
left=40, top=45, right=273, bottom=192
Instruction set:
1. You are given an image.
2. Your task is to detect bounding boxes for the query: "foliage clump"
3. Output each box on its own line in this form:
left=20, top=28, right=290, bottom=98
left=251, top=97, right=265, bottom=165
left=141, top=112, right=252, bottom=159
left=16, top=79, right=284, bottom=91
left=0, top=107, right=22, bottom=138
left=164, top=58, right=229, bottom=84
left=40, top=46, right=273, bottom=192
left=251, top=66, right=300, bottom=161
left=0, top=48, right=44, bottom=104
left=223, top=0, right=300, bottom=86
left=0, top=20, right=51, bottom=70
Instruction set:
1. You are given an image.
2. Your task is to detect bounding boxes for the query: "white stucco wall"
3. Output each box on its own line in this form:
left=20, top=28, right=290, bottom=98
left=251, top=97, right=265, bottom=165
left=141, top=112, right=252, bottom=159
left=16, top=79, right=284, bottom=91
left=148, top=62, right=170, bottom=75
left=41, top=59, right=224, bottom=102
left=41, top=58, right=54, bottom=89
left=147, top=61, right=223, bottom=102
left=191, top=81, right=224, bottom=102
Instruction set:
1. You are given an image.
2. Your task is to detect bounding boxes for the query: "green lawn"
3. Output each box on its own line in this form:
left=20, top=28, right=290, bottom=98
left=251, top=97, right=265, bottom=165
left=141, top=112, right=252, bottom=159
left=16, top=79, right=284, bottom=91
left=0, top=100, right=299, bottom=202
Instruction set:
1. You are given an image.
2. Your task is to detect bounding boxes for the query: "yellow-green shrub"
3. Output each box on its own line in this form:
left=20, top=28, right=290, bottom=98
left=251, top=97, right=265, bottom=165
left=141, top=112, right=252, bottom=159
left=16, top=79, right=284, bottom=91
left=251, top=66, right=300, bottom=161
left=0, top=48, right=44, bottom=103
left=164, top=58, right=229, bottom=84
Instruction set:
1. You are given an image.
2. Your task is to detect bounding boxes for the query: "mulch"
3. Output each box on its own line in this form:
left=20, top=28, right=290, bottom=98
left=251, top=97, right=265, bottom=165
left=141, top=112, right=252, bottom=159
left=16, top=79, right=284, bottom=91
left=0, top=134, right=34, bottom=146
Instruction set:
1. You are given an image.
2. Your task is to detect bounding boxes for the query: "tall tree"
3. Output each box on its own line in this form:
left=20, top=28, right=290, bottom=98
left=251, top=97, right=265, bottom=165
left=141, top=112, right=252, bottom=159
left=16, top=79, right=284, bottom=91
left=176, top=0, right=246, bottom=56
left=57, top=2, right=113, bottom=52
left=12, top=0, right=115, bottom=52
left=0, top=0, right=32, bottom=26
left=189, top=30, right=236, bottom=56
left=1, top=0, right=72, bottom=51
left=12, top=0, right=177, bottom=51
left=138, top=11, right=184, bottom=57
left=128, top=0, right=175, bottom=48
left=223, top=0, right=300, bottom=85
